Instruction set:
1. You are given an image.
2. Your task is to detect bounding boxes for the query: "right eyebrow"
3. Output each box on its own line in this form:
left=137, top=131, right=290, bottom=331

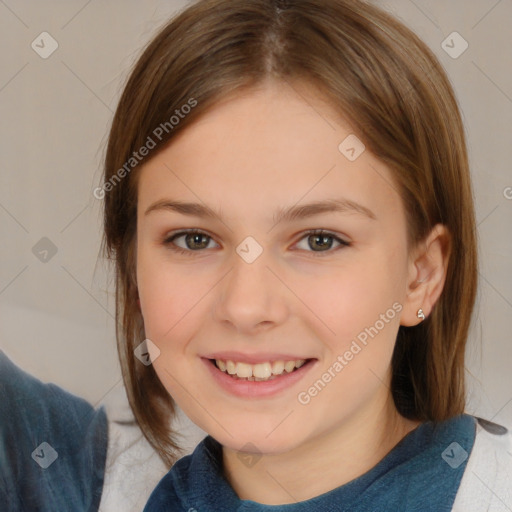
left=144, top=200, right=221, bottom=218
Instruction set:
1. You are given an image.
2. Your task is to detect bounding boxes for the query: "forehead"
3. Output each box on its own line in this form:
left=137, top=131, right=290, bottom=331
left=137, top=81, right=403, bottom=225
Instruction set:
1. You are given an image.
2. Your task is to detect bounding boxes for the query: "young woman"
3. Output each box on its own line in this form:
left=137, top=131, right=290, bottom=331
left=98, top=0, right=511, bottom=510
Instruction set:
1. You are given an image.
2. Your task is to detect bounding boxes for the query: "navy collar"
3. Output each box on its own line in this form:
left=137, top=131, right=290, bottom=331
left=146, top=414, right=476, bottom=511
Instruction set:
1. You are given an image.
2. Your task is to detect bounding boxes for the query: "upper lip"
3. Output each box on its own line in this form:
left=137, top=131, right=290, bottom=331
left=203, top=351, right=314, bottom=364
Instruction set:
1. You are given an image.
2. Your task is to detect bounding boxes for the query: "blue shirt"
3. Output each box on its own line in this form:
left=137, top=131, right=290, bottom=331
left=144, top=414, right=476, bottom=511
left=0, top=351, right=108, bottom=511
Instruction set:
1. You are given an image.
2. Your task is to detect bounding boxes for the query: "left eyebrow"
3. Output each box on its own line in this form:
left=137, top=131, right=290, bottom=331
left=273, top=198, right=377, bottom=224
left=144, top=198, right=377, bottom=222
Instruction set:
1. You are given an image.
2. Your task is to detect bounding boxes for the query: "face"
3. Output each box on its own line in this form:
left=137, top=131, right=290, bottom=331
left=136, top=80, right=412, bottom=455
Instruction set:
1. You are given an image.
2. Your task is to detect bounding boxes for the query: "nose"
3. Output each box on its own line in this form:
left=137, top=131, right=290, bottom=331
left=213, top=249, right=289, bottom=335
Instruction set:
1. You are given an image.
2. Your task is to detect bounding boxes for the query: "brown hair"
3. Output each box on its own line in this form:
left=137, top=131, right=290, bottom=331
left=101, top=0, right=478, bottom=467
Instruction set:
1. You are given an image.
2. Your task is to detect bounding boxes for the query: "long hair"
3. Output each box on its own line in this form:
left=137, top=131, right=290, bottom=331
left=101, top=0, right=478, bottom=467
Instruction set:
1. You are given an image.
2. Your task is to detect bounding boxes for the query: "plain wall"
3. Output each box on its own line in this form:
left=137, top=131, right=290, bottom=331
left=1, top=0, right=511, bottom=428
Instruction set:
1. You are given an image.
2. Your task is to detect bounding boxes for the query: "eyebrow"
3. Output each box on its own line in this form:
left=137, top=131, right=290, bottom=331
left=144, top=198, right=377, bottom=223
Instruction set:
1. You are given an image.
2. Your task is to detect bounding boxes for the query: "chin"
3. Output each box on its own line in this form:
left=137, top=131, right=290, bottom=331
left=207, top=420, right=308, bottom=456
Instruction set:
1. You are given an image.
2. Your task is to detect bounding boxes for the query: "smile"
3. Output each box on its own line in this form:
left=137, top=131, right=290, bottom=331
left=203, top=356, right=316, bottom=398
left=213, top=358, right=306, bottom=381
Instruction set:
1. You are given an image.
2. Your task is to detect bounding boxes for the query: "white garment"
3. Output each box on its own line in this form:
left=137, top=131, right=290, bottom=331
left=98, top=385, right=206, bottom=512
left=98, top=388, right=512, bottom=512
left=452, top=417, right=512, bottom=511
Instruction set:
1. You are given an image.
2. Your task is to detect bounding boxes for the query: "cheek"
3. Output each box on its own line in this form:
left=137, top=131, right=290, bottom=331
left=136, top=246, right=192, bottom=342
left=136, top=250, right=206, bottom=400
left=299, top=269, right=402, bottom=417
left=296, top=250, right=403, bottom=351
left=136, top=244, right=221, bottom=359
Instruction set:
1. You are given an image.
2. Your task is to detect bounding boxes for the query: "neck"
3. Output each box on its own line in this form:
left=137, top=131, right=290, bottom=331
left=222, top=392, right=420, bottom=505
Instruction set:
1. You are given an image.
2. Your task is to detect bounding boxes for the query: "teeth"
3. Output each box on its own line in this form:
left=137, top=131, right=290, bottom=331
left=236, top=362, right=253, bottom=378
left=271, top=360, right=285, bottom=374
left=284, top=361, right=296, bottom=373
left=214, top=358, right=307, bottom=381
left=226, top=360, right=237, bottom=375
left=253, top=362, right=272, bottom=379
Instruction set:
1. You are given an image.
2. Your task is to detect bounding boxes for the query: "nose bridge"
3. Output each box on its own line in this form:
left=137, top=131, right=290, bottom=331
left=226, top=243, right=273, bottom=300
left=214, top=242, right=288, bottom=331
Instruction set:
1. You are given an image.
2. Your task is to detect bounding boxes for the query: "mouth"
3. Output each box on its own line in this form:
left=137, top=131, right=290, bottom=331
left=202, top=352, right=317, bottom=398
left=209, top=358, right=312, bottom=382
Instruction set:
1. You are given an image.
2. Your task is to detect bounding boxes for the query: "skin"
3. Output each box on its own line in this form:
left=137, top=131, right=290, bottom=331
left=136, top=78, right=451, bottom=505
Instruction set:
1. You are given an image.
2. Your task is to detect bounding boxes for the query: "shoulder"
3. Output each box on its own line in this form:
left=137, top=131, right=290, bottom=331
left=0, top=351, right=108, bottom=511
left=452, top=416, right=512, bottom=511
left=100, top=396, right=207, bottom=512
left=98, top=385, right=168, bottom=512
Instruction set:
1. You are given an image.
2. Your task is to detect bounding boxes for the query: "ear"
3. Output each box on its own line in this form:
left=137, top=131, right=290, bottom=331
left=401, top=223, right=451, bottom=326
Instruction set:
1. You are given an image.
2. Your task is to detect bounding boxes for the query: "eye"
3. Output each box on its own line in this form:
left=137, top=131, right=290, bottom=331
left=163, top=230, right=219, bottom=255
left=162, top=229, right=350, bottom=256
left=294, top=229, right=350, bottom=256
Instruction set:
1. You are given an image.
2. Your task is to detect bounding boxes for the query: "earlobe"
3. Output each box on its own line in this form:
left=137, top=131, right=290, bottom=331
left=400, top=224, right=451, bottom=326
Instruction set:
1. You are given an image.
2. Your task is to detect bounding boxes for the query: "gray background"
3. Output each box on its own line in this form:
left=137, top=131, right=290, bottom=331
left=1, top=0, right=511, bottom=427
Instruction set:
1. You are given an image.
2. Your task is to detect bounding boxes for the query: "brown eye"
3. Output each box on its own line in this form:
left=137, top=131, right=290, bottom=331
left=182, top=233, right=211, bottom=250
left=308, top=233, right=335, bottom=251
left=295, top=230, right=350, bottom=255
left=164, top=230, right=219, bottom=254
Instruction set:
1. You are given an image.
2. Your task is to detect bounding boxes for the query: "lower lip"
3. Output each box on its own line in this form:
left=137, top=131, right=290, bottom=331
left=202, top=358, right=316, bottom=398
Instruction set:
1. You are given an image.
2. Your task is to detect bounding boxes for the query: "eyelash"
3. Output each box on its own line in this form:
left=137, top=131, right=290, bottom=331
left=162, top=229, right=351, bottom=257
